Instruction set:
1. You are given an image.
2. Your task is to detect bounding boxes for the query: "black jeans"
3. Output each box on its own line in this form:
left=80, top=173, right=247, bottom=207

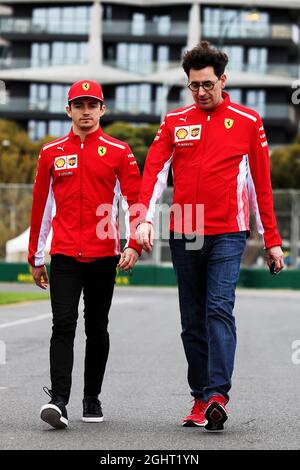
left=49, top=254, right=119, bottom=404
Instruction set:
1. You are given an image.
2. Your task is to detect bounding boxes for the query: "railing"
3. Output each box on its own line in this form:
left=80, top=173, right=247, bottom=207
left=227, top=62, right=300, bottom=79
left=0, top=98, right=295, bottom=121
left=0, top=17, right=89, bottom=35
left=1, top=16, right=298, bottom=41
left=0, top=17, right=187, bottom=37
left=1, top=56, right=298, bottom=81
left=203, top=22, right=297, bottom=40
left=102, top=20, right=187, bottom=37
left=0, top=97, right=183, bottom=115
left=0, top=57, right=87, bottom=69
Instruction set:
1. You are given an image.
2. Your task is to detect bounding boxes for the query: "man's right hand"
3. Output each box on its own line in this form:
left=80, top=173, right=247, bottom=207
left=135, top=222, right=154, bottom=253
left=31, top=265, right=49, bottom=290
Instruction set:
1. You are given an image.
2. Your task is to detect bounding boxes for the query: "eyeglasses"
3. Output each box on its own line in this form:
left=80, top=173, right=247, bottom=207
left=187, top=78, right=220, bottom=92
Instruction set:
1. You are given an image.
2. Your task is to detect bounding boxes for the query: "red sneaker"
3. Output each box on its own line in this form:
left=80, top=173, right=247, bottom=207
left=204, top=394, right=228, bottom=431
left=182, top=399, right=207, bottom=427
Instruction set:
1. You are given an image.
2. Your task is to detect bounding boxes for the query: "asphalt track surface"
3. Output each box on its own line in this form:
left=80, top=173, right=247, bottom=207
left=0, top=284, right=300, bottom=450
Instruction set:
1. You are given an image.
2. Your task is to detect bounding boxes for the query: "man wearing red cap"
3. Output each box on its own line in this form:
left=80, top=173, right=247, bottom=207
left=28, top=80, right=141, bottom=429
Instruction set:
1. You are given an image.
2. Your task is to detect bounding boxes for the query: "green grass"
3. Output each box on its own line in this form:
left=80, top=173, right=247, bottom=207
left=0, top=292, right=50, bottom=305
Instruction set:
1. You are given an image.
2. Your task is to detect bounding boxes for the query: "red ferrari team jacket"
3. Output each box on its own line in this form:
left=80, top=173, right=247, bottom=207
left=139, top=92, right=282, bottom=249
left=28, top=127, right=141, bottom=267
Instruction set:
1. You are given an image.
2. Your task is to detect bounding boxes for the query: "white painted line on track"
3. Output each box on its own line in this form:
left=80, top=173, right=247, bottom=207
left=0, top=313, right=51, bottom=330
left=0, top=298, right=134, bottom=329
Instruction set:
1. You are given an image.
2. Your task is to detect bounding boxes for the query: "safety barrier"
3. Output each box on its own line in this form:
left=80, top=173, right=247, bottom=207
left=0, top=262, right=299, bottom=289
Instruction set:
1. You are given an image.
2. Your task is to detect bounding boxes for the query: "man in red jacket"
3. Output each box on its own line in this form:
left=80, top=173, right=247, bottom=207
left=28, top=79, right=141, bottom=429
left=136, top=42, right=284, bottom=431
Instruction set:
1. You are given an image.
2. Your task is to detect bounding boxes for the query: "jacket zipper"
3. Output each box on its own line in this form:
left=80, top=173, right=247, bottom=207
left=194, top=113, right=211, bottom=233
left=79, top=141, right=84, bottom=257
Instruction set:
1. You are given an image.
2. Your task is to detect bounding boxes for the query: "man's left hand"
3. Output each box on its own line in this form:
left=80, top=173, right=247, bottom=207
left=265, top=246, right=284, bottom=274
left=118, top=247, right=139, bottom=272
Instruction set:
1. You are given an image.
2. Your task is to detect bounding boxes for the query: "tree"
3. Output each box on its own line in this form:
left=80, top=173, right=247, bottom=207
left=0, top=119, right=54, bottom=258
left=270, top=139, right=300, bottom=189
left=103, top=121, right=159, bottom=173
left=0, top=119, right=53, bottom=184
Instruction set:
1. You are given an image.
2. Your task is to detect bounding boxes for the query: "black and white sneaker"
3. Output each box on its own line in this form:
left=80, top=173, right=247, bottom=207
left=82, top=396, right=103, bottom=423
left=40, top=387, right=68, bottom=429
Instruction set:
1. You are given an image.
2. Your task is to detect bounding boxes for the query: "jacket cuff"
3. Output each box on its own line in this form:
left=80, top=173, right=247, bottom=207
left=127, top=238, right=142, bottom=255
left=263, top=231, right=282, bottom=250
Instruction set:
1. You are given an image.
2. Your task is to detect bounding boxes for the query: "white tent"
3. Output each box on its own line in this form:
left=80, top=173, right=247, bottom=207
left=5, top=227, right=52, bottom=262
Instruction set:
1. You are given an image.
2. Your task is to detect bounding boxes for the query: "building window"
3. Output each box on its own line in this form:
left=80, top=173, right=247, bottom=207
left=117, top=43, right=153, bottom=73
left=155, top=86, right=163, bottom=116
left=153, top=15, right=171, bottom=35
left=157, top=45, right=169, bottom=71
left=51, top=42, right=87, bottom=66
left=31, top=43, right=50, bottom=67
left=115, top=84, right=151, bottom=114
left=247, top=47, right=268, bottom=73
left=49, top=120, right=70, bottom=137
left=50, top=85, right=69, bottom=113
left=132, top=13, right=146, bottom=36
left=31, top=42, right=87, bottom=67
left=28, top=120, right=70, bottom=140
left=29, top=84, right=48, bottom=111
left=28, top=120, right=47, bottom=140
left=226, top=88, right=242, bottom=103
left=32, top=8, right=47, bottom=29
left=246, top=90, right=266, bottom=117
left=222, top=46, right=244, bottom=71
left=32, top=6, right=90, bottom=34
left=203, top=7, right=269, bottom=38
left=103, top=5, right=113, bottom=20
left=29, top=84, right=70, bottom=113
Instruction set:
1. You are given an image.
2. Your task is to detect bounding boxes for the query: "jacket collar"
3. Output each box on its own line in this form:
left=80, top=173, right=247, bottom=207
left=68, top=126, right=103, bottom=144
left=196, top=91, right=231, bottom=117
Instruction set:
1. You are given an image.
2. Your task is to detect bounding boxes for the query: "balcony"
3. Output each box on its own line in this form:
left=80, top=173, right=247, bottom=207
left=0, top=17, right=89, bottom=35
left=0, top=98, right=295, bottom=121
left=203, top=22, right=299, bottom=41
left=1, top=16, right=297, bottom=42
left=226, top=62, right=300, bottom=79
left=102, top=20, right=187, bottom=37
left=1, top=56, right=298, bottom=80
left=0, top=17, right=187, bottom=37
left=0, top=57, right=86, bottom=69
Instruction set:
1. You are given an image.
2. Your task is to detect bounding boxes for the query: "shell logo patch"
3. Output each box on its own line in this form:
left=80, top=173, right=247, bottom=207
left=82, top=82, right=90, bottom=91
left=174, top=125, right=201, bottom=143
left=98, top=146, right=107, bottom=157
left=224, top=118, right=234, bottom=129
left=54, top=155, right=77, bottom=171
left=55, top=157, right=66, bottom=169
left=176, top=128, right=188, bottom=140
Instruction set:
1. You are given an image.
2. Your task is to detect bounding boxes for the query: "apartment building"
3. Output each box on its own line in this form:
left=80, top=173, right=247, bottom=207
left=0, top=0, right=299, bottom=144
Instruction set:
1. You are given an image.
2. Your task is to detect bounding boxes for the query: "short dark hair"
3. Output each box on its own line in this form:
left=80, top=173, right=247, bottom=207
left=182, top=41, right=228, bottom=78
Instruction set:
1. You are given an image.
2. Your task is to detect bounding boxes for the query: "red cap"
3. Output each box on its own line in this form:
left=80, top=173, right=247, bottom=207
left=68, top=80, right=104, bottom=103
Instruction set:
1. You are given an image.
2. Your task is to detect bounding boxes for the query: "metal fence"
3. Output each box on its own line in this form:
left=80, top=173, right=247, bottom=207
left=0, top=184, right=299, bottom=267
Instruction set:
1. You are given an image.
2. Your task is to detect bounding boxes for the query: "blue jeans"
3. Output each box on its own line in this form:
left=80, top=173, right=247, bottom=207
left=169, top=231, right=247, bottom=402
